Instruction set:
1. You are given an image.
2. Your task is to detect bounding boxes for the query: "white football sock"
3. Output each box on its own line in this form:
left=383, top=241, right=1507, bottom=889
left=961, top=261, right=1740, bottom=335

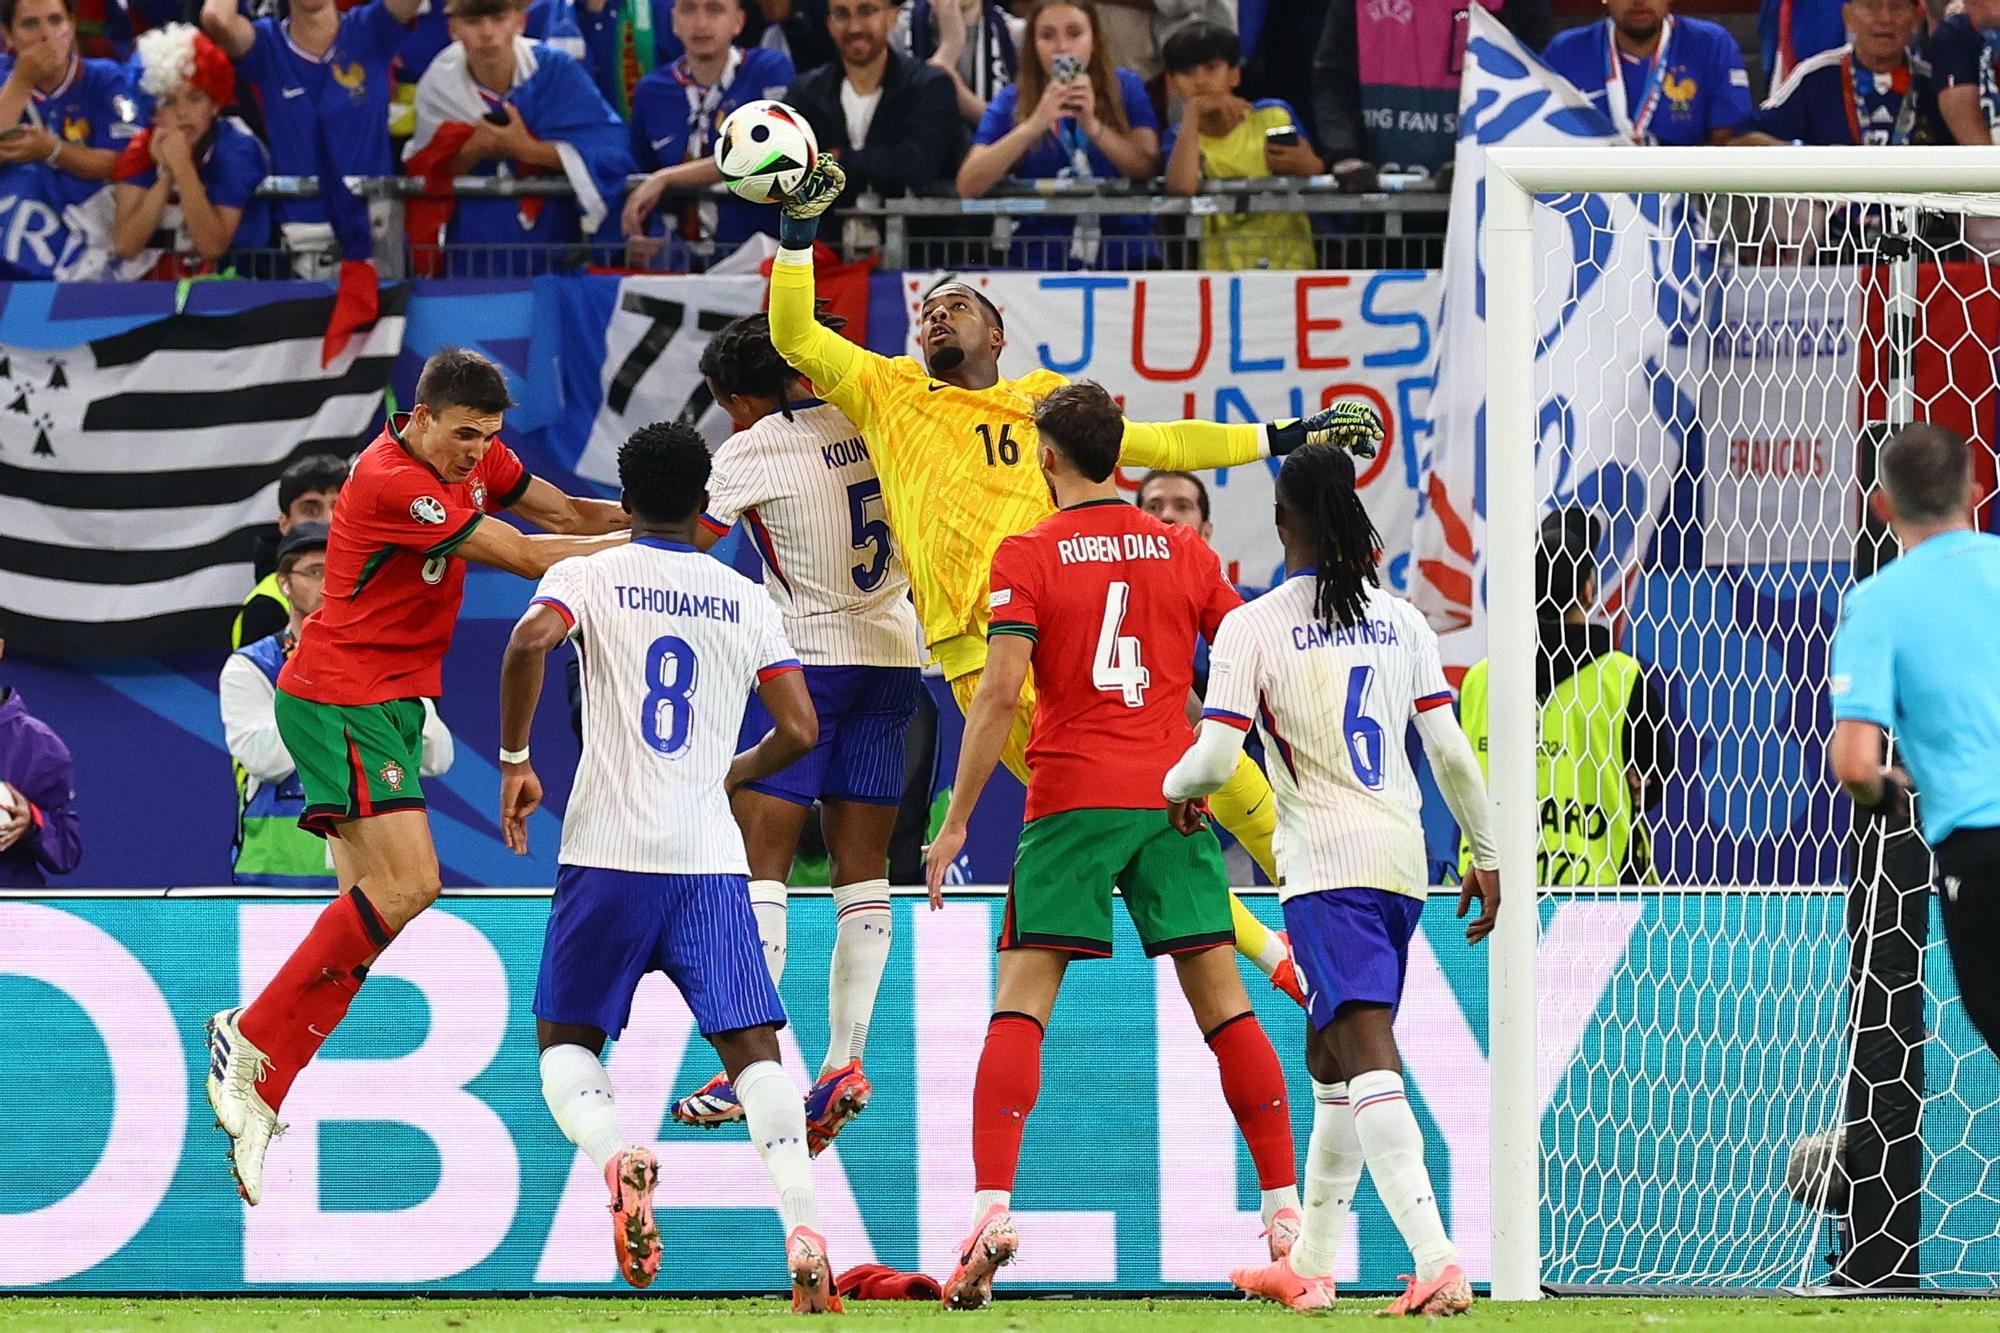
left=972, top=1189, right=1011, bottom=1229
left=749, top=879, right=789, bottom=986
left=1261, top=1185, right=1302, bottom=1229
left=1289, top=1079, right=1362, bottom=1280
left=1348, top=1069, right=1456, bottom=1282
left=825, top=877, right=893, bottom=1073
left=735, top=1059, right=819, bottom=1233
left=539, top=1044, right=626, bottom=1171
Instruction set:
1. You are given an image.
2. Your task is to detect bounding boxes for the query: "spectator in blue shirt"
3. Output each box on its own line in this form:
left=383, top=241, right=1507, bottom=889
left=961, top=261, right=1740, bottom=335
left=1761, top=0, right=1848, bottom=86
left=956, top=0, right=1159, bottom=269
left=200, top=0, right=422, bottom=238
left=113, top=23, right=272, bottom=275
left=1739, top=0, right=1934, bottom=146
left=1925, top=0, right=2000, bottom=148
left=400, top=0, right=587, bottom=85
left=0, top=0, right=138, bottom=208
left=620, top=0, right=792, bottom=266
left=576, top=0, right=680, bottom=111
left=1543, top=0, right=1753, bottom=145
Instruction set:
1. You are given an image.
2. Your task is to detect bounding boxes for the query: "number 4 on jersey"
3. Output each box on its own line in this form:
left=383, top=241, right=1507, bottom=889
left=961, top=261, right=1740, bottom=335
left=1093, top=581, right=1150, bottom=706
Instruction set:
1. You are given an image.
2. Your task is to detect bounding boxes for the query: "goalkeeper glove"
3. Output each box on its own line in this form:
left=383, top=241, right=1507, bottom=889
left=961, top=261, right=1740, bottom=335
left=1265, top=399, right=1385, bottom=459
left=777, top=157, right=847, bottom=250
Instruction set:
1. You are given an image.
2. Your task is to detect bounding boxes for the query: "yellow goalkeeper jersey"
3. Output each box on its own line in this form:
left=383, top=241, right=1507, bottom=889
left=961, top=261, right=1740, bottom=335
left=769, top=250, right=1269, bottom=679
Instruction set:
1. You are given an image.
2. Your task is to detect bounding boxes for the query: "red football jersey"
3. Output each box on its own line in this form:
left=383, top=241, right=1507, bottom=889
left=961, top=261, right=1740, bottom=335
left=987, top=499, right=1241, bottom=820
left=281, top=418, right=529, bottom=706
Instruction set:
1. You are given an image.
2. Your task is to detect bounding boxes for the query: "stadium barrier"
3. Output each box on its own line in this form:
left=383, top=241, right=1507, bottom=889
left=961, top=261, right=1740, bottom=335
left=155, top=176, right=1452, bottom=279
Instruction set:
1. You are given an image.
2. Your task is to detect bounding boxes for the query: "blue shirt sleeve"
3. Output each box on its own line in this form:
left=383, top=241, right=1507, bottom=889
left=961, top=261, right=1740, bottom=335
left=1831, top=583, right=1896, bottom=726
left=80, top=61, right=135, bottom=148
left=1926, top=16, right=1982, bottom=88
left=353, top=0, right=414, bottom=63
left=1540, top=27, right=1598, bottom=98
left=1699, top=23, right=1754, bottom=132
left=1114, top=67, right=1157, bottom=133
left=238, top=17, right=283, bottom=92
left=974, top=83, right=1017, bottom=146
left=205, top=124, right=267, bottom=210
left=629, top=71, right=678, bottom=170
left=742, top=46, right=795, bottom=98
left=1748, top=69, right=1813, bottom=143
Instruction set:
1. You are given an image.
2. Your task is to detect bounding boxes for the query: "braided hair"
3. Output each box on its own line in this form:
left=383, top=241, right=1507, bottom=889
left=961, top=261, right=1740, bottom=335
left=1277, top=444, right=1382, bottom=631
left=698, top=309, right=847, bottom=422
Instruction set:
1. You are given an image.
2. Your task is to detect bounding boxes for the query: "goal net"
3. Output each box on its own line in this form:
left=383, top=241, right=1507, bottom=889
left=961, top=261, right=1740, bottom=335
left=1480, top=148, right=2000, bottom=1296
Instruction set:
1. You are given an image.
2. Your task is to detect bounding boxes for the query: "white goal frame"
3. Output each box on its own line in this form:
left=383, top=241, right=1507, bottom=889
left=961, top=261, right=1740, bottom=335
left=1482, top=146, right=2000, bottom=1302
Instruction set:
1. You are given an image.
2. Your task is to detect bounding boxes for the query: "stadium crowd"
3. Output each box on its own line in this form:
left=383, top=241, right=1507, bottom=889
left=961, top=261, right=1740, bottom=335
left=0, top=0, right=1990, bottom=276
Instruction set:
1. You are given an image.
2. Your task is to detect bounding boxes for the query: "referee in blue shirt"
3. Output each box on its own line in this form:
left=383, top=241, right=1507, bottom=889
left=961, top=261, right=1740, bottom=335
left=1832, top=422, right=2000, bottom=1059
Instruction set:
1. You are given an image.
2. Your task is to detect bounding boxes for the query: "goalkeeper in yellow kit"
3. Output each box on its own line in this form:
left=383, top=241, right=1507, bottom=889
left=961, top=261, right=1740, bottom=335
left=766, top=161, right=1384, bottom=998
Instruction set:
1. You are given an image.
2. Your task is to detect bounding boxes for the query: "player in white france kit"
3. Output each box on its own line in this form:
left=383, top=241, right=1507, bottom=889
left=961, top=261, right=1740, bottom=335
left=496, top=421, right=843, bottom=1311
left=670, top=311, right=927, bottom=1151
left=1165, top=444, right=1502, bottom=1319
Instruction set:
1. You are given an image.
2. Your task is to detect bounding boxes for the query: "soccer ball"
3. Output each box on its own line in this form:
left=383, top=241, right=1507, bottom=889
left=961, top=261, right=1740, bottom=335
left=1784, top=1126, right=1849, bottom=1212
left=714, top=100, right=819, bottom=205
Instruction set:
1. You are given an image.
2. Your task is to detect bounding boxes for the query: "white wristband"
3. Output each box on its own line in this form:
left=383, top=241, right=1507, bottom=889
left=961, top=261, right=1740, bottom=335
left=499, top=745, right=530, bottom=764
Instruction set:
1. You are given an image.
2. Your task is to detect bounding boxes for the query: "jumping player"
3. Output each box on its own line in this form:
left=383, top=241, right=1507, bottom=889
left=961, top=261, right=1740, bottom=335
left=671, top=311, right=924, bottom=1153
left=923, top=384, right=1301, bottom=1310
left=1165, top=444, right=1500, bottom=1317
left=203, top=348, right=629, bottom=1205
left=497, top=421, right=842, bottom=1309
left=768, top=157, right=1383, bottom=999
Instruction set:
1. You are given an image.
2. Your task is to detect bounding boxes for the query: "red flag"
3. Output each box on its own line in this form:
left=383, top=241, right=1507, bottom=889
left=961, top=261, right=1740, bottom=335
left=322, top=259, right=379, bottom=368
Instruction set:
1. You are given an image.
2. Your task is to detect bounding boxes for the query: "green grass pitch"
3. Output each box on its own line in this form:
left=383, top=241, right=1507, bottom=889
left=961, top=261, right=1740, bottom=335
left=3, top=1297, right=1997, bottom=1331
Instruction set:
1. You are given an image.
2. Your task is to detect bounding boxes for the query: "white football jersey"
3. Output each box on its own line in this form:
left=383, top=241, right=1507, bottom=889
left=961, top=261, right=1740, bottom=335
left=534, top=540, right=800, bottom=875
left=1203, top=577, right=1454, bottom=903
left=703, top=401, right=923, bottom=669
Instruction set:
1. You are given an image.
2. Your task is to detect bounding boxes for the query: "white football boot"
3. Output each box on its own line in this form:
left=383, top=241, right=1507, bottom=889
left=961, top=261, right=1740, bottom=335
left=205, top=1008, right=285, bottom=1205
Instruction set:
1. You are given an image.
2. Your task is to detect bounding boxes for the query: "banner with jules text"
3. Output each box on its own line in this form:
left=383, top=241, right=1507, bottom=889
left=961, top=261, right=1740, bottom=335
left=901, top=269, right=1439, bottom=596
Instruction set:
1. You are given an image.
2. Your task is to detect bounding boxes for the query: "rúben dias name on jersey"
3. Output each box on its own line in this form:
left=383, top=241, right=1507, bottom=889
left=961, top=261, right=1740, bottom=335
left=613, top=585, right=743, bottom=622
left=1057, top=532, right=1173, bottom=566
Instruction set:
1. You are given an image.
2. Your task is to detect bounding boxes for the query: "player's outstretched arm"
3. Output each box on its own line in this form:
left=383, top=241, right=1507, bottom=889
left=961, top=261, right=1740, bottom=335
left=1414, top=705, right=1501, bottom=943
left=507, top=476, right=629, bottom=536
left=1119, top=400, right=1387, bottom=473
left=726, top=670, right=819, bottom=794
left=457, top=516, right=628, bottom=579
left=497, top=603, right=568, bottom=854
left=767, top=159, right=882, bottom=409
left=924, top=634, right=1032, bottom=906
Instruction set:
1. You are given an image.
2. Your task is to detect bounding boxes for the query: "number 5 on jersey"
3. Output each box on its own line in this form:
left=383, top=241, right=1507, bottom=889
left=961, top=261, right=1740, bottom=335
left=1094, top=581, right=1150, bottom=706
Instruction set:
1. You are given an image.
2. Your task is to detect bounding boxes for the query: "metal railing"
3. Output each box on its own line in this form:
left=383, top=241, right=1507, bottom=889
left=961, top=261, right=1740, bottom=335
left=164, top=174, right=1453, bottom=280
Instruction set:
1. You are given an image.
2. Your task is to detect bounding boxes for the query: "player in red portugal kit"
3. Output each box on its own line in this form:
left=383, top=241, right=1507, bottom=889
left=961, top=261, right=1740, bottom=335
left=204, top=348, right=630, bottom=1205
left=923, top=383, right=1300, bottom=1310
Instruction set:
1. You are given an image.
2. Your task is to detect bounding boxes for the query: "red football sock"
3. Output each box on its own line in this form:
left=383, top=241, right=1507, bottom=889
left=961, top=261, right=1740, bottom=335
left=238, top=889, right=390, bottom=1111
left=1206, top=1012, right=1296, bottom=1190
left=971, top=1012, right=1044, bottom=1194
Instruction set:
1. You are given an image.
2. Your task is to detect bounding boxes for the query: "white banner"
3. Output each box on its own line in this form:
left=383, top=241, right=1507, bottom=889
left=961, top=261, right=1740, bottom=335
left=1701, top=265, right=1860, bottom=564
left=1414, top=8, right=1705, bottom=663
left=901, top=269, right=1439, bottom=595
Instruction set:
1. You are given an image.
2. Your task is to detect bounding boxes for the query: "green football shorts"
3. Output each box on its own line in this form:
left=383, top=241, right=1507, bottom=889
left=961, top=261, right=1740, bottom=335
left=273, top=690, right=428, bottom=835
left=1002, top=806, right=1234, bottom=958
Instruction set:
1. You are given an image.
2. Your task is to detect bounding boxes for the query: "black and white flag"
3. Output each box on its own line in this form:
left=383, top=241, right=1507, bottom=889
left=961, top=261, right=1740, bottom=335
left=0, top=288, right=408, bottom=656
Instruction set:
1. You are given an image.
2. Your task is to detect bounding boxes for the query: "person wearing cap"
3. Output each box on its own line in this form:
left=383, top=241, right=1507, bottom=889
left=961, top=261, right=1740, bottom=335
left=112, top=23, right=272, bottom=276
left=221, top=522, right=455, bottom=887
left=1456, top=507, right=1672, bottom=886
left=234, top=453, right=350, bottom=650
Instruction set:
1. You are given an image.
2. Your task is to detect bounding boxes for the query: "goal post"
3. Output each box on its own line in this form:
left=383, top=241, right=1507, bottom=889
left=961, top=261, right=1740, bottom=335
left=1481, top=146, right=2000, bottom=1301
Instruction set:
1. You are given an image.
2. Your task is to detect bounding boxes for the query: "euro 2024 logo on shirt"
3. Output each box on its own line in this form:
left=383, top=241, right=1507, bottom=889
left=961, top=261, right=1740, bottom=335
left=411, top=496, right=448, bottom=525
